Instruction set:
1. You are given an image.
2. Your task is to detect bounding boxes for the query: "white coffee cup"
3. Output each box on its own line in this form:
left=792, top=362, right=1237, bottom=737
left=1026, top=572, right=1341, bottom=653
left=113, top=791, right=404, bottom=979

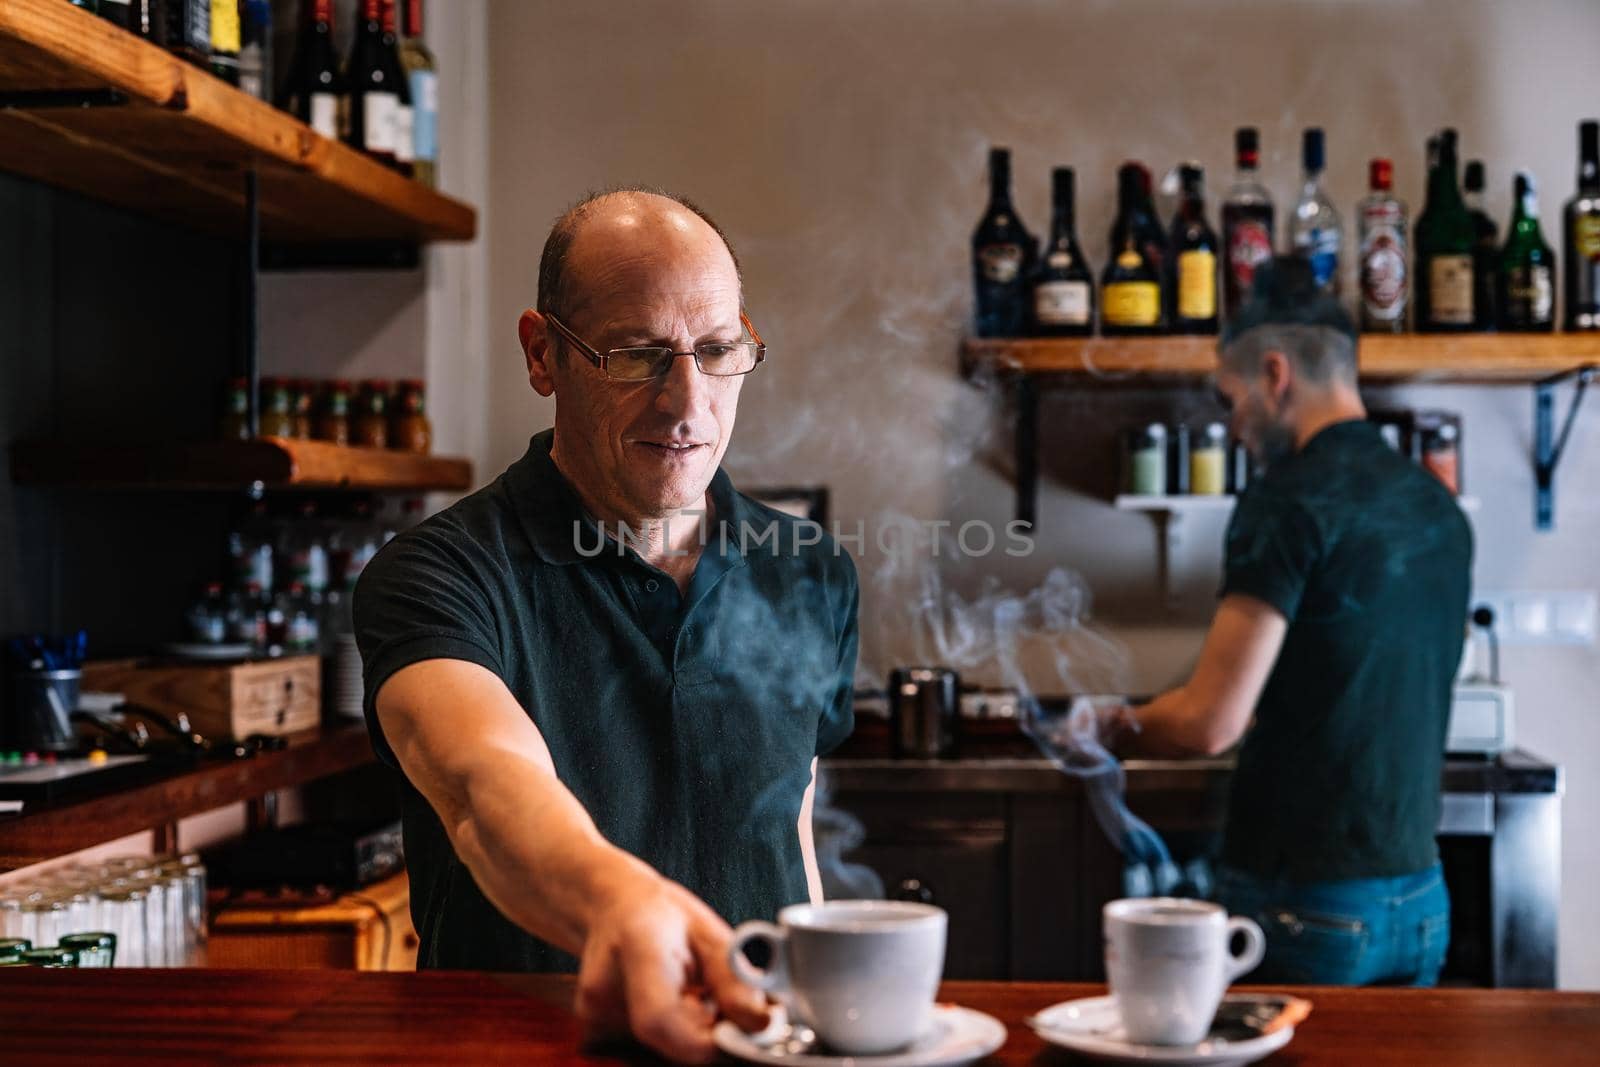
left=729, top=900, right=947, bottom=1055
left=1103, top=897, right=1265, bottom=1046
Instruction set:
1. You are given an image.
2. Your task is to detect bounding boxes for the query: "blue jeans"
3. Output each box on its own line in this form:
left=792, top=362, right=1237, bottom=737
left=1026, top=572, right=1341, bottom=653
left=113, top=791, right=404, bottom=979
left=1214, top=863, right=1450, bottom=986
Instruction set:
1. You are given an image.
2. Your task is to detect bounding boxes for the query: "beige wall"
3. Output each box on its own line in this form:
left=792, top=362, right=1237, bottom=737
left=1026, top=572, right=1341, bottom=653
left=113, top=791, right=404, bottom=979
left=475, top=0, right=1600, bottom=986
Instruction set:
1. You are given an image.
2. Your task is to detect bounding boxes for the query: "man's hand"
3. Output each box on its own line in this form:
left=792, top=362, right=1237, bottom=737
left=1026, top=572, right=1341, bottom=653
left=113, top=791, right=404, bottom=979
left=575, top=870, right=771, bottom=1064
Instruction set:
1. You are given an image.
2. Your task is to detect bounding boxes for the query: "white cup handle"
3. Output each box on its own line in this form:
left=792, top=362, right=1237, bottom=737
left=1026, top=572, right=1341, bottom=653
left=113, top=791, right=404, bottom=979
left=729, top=921, right=790, bottom=994
left=1225, top=916, right=1266, bottom=981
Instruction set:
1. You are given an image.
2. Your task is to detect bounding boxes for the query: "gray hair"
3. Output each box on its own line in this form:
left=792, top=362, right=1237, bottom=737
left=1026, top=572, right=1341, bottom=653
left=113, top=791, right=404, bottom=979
left=1218, top=324, right=1357, bottom=385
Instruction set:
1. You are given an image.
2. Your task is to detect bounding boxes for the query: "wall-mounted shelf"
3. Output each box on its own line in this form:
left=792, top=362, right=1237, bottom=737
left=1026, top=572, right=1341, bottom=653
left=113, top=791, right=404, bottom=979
left=0, top=0, right=476, bottom=244
left=967, top=335, right=1598, bottom=527
left=963, top=334, right=1600, bottom=385
left=1114, top=493, right=1479, bottom=605
left=9, top=437, right=474, bottom=493
left=0, top=723, right=375, bottom=872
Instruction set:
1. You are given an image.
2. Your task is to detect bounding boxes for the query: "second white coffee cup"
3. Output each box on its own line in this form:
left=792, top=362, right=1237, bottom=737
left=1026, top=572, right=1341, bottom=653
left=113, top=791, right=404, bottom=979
left=1103, top=897, right=1265, bottom=1046
left=729, top=899, right=947, bottom=1055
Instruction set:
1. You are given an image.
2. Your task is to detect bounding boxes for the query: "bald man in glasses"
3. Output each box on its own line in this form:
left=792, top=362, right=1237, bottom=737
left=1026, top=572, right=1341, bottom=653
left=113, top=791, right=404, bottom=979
left=355, top=189, right=859, bottom=1063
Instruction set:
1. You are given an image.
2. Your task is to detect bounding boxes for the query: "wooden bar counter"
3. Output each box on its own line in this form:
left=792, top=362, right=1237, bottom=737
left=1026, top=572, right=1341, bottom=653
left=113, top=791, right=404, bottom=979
left=1, top=970, right=1595, bottom=1064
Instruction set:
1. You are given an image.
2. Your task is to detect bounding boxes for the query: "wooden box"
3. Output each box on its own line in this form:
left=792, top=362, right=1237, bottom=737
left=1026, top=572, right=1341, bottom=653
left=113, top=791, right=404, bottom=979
left=81, top=656, right=321, bottom=741
left=207, top=869, right=418, bottom=972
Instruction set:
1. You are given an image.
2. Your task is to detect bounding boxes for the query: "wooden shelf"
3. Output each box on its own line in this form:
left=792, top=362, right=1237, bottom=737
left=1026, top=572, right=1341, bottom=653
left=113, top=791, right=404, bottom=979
left=963, top=334, right=1600, bottom=384
left=9, top=437, right=474, bottom=492
left=0, top=723, right=376, bottom=872
left=0, top=0, right=475, bottom=243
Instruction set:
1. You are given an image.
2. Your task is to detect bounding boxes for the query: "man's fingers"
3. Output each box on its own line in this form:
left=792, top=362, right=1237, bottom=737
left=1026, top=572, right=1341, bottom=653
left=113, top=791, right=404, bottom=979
left=574, top=942, right=628, bottom=1031
left=692, top=918, right=772, bottom=1033
left=622, top=941, right=718, bottom=1064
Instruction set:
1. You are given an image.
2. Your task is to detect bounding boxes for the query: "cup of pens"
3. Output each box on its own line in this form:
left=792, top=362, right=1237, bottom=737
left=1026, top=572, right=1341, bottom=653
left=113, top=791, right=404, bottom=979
left=5, top=632, right=89, bottom=753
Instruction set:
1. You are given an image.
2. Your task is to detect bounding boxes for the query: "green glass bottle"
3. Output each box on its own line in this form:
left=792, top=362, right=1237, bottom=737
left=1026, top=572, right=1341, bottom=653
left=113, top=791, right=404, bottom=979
left=1498, top=171, right=1557, bottom=332
left=1415, top=129, right=1478, bottom=333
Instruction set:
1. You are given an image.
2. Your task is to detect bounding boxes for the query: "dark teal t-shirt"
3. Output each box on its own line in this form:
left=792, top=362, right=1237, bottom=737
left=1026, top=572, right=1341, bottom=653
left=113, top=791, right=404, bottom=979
left=1219, top=419, right=1473, bottom=883
left=354, top=430, right=859, bottom=971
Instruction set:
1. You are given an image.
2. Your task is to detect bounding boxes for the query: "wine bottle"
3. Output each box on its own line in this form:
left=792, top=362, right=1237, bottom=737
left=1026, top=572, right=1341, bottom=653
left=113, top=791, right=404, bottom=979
left=1167, top=163, right=1219, bottom=335
left=400, top=0, right=439, bottom=188
left=208, top=0, right=240, bottom=85
left=99, top=0, right=133, bottom=29
left=1415, top=129, right=1477, bottom=332
left=1028, top=167, right=1094, bottom=336
left=381, top=0, right=415, bottom=177
left=1563, top=119, right=1600, bottom=331
left=132, top=0, right=166, bottom=45
left=238, top=0, right=272, bottom=101
left=1499, top=172, right=1557, bottom=332
left=344, top=0, right=399, bottom=165
left=1289, top=128, right=1341, bottom=295
left=164, top=0, right=209, bottom=68
left=1358, top=158, right=1409, bottom=332
left=1221, top=127, right=1274, bottom=320
left=1463, top=160, right=1499, bottom=329
left=1102, top=162, right=1164, bottom=336
left=971, top=147, right=1036, bottom=338
left=278, top=0, right=342, bottom=140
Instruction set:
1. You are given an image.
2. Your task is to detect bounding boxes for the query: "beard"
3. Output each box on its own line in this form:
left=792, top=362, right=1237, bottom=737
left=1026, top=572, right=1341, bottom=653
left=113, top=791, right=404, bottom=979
left=1241, top=405, right=1297, bottom=469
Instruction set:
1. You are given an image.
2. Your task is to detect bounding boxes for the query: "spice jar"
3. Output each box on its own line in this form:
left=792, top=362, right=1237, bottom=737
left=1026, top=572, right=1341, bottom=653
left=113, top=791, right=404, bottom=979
left=353, top=380, right=389, bottom=449
left=315, top=380, right=352, bottom=446
left=218, top=377, right=251, bottom=441
left=289, top=379, right=314, bottom=439
left=257, top=378, right=295, bottom=439
left=1125, top=424, right=1168, bottom=497
left=1421, top=422, right=1461, bottom=495
left=1191, top=422, right=1228, bottom=495
left=388, top=379, right=432, bottom=454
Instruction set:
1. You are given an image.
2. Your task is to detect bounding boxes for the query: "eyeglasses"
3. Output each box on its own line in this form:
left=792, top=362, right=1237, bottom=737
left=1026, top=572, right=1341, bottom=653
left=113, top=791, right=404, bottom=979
left=545, top=311, right=766, bottom=382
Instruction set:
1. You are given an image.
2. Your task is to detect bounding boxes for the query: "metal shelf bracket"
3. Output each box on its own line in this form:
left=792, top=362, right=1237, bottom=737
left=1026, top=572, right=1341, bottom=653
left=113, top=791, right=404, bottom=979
left=1533, top=364, right=1596, bottom=531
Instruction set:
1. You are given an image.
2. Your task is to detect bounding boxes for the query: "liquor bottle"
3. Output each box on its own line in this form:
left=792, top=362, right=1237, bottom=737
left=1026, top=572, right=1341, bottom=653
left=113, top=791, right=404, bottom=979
left=1289, top=128, right=1341, bottom=295
left=1499, top=171, right=1557, bottom=332
left=99, top=0, right=133, bottom=29
left=1028, top=167, right=1094, bottom=336
left=164, top=0, right=209, bottom=68
left=1102, top=163, right=1165, bottom=336
left=278, top=0, right=342, bottom=141
left=971, top=147, right=1036, bottom=337
left=1414, top=129, right=1477, bottom=332
left=381, top=0, right=415, bottom=177
left=1563, top=119, right=1600, bottom=330
left=1221, top=127, right=1274, bottom=319
left=1463, top=160, right=1499, bottom=329
left=344, top=0, right=400, bottom=166
left=1358, top=158, right=1409, bottom=332
left=1167, top=163, right=1219, bottom=335
left=400, top=0, right=439, bottom=188
left=132, top=0, right=166, bottom=45
left=238, top=0, right=273, bottom=101
left=208, top=0, right=240, bottom=85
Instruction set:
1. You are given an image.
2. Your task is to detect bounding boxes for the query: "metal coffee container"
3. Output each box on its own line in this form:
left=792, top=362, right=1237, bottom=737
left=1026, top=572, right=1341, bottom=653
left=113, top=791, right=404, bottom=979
left=8, top=668, right=80, bottom=752
left=889, top=667, right=960, bottom=759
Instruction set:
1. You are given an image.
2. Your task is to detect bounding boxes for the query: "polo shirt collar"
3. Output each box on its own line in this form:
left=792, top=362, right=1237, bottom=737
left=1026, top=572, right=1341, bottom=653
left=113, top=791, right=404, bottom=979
left=506, top=429, right=752, bottom=575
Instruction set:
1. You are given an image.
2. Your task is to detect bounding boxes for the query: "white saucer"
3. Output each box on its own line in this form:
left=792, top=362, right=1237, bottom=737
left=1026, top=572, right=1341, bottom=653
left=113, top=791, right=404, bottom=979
left=1027, top=995, right=1294, bottom=1066
left=714, top=1003, right=1006, bottom=1067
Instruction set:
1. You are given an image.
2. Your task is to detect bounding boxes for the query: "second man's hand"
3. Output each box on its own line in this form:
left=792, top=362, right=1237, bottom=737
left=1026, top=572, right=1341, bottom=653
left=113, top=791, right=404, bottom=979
left=575, top=864, right=772, bottom=1065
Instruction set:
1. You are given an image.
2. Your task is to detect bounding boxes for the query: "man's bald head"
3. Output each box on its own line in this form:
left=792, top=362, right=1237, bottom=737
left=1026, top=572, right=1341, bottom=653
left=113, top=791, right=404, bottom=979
left=536, top=187, right=743, bottom=322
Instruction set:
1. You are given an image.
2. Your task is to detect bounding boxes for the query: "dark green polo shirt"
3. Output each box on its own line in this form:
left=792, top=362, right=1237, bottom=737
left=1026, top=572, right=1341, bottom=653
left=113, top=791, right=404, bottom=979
left=1219, top=419, right=1472, bottom=883
left=353, top=430, right=858, bottom=972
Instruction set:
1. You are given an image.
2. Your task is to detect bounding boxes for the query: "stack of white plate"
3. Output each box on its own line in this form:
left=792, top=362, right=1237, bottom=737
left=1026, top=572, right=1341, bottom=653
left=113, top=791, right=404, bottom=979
left=331, top=634, right=365, bottom=721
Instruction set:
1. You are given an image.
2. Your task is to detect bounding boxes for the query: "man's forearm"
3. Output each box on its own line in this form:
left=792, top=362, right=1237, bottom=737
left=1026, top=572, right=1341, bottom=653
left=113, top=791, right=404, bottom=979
left=1127, top=686, right=1225, bottom=758
left=444, top=745, right=659, bottom=956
